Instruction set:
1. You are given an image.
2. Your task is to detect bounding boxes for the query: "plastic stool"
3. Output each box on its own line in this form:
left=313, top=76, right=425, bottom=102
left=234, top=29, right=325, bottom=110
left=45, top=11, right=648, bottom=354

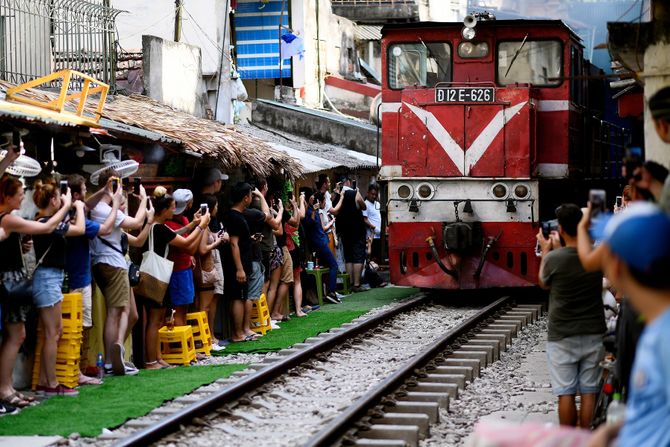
left=306, top=268, right=330, bottom=306
left=159, top=326, right=196, bottom=365
left=186, top=311, right=212, bottom=356
left=251, top=293, right=272, bottom=335
left=337, top=273, right=352, bottom=295
left=61, top=292, right=83, bottom=323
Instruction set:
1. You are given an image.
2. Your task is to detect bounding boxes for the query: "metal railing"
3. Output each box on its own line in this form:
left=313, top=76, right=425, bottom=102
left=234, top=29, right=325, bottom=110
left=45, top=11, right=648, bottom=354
left=0, top=0, right=123, bottom=91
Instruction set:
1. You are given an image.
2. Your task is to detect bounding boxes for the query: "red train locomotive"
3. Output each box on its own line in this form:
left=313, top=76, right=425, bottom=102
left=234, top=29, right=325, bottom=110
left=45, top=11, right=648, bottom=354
left=379, top=16, right=628, bottom=290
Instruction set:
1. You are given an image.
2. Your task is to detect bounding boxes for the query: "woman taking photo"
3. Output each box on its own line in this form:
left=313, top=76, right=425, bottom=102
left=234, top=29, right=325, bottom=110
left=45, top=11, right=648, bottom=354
left=196, top=193, right=227, bottom=351
left=142, top=187, right=209, bottom=369
left=0, top=175, right=75, bottom=408
left=33, top=179, right=85, bottom=396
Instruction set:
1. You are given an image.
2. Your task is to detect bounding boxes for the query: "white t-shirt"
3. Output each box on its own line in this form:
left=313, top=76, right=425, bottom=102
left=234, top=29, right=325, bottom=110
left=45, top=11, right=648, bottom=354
left=324, top=190, right=333, bottom=212
left=362, top=199, right=381, bottom=239
left=89, top=201, right=128, bottom=269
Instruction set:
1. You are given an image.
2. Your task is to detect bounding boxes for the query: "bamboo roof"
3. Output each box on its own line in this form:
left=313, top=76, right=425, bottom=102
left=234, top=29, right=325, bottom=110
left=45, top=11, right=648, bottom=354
left=0, top=81, right=303, bottom=179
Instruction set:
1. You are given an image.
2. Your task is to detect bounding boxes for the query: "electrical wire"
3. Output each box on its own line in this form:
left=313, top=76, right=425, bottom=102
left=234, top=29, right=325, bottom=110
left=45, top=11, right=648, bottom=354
left=182, top=5, right=232, bottom=63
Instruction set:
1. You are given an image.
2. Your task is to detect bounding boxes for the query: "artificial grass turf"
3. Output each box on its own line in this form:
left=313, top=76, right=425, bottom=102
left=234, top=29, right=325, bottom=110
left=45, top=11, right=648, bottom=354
left=0, top=363, right=247, bottom=437
left=221, top=286, right=420, bottom=355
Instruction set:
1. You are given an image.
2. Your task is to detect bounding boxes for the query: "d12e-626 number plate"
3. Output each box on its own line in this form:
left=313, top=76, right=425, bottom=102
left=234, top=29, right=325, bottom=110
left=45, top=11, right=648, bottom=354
left=435, top=87, right=495, bottom=103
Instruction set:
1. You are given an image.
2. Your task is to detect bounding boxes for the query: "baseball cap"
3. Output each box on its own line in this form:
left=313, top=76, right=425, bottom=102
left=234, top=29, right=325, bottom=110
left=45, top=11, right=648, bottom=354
left=600, top=202, right=670, bottom=274
left=173, top=189, right=193, bottom=215
left=203, top=168, right=229, bottom=185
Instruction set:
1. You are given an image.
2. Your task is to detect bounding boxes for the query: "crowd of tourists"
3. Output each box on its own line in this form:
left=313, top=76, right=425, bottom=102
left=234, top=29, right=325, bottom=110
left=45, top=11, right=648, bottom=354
left=0, top=157, right=386, bottom=413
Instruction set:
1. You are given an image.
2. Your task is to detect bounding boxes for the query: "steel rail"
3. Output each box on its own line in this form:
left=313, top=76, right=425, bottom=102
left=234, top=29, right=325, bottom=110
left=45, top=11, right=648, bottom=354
left=113, top=293, right=429, bottom=447
left=304, top=295, right=512, bottom=447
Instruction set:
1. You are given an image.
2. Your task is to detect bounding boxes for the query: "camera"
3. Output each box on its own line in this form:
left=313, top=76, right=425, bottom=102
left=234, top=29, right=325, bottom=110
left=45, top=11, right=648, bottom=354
left=133, top=177, right=141, bottom=195
left=541, top=219, right=559, bottom=239
left=59, top=180, right=68, bottom=195
left=200, top=203, right=208, bottom=215
left=589, top=189, right=606, bottom=218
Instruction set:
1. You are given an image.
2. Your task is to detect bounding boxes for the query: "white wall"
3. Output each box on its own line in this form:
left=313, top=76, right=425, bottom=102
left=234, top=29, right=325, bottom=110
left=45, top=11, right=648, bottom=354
left=114, top=0, right=221, bottom=75
left=143, top=35, right=206, bottom=117
left=644, top=41, right=670, bottom=168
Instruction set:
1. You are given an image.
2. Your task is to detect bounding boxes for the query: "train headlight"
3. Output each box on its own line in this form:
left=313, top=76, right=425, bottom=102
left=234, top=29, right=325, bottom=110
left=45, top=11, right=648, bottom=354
left=491, top=183, right=508, bottom=199
left=461, top=27, right=476, bottom=41
left=397, top=184, right=412, bottom=199
left=513, top=183, right=530, bottom=199
left=417, top=183, right=434, bottom=199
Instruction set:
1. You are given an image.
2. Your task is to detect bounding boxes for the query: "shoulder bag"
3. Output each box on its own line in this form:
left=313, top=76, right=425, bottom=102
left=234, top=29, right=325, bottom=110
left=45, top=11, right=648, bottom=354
left=194, top=230, right=220, bottom=287
left=135, top=224, right=174, bottom=304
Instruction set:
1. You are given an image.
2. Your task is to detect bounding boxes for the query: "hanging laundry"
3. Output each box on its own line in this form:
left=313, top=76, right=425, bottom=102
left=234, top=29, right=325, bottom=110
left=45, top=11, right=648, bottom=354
left=280, top=32, right=305, bottom=60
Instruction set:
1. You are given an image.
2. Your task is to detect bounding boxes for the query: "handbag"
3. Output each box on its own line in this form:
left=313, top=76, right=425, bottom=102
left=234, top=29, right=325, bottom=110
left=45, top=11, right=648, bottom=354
left=194, top=231, right=220, bottom=287
left=135, top=224, right=174, bottom=304
left=97, top=234, right=139, bottom=286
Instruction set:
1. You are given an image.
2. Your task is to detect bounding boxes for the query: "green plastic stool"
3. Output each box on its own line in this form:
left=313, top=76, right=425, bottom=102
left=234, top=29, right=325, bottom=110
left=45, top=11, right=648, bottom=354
left=306, top=268, right=330, bottom=306
left=337, top=273, right=352, bottom=295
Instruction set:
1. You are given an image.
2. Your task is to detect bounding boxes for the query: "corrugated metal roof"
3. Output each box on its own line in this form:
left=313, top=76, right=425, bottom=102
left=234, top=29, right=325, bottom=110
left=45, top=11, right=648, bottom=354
left=355, top=25, right=382, bottom=41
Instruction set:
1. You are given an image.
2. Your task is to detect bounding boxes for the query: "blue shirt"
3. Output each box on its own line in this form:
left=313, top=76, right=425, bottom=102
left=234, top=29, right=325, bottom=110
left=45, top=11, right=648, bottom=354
left=66, top=219, right=100, bottom=289
left=619, top=306, right=670, bottom=447
left=304, top=208, right=328, bottom=246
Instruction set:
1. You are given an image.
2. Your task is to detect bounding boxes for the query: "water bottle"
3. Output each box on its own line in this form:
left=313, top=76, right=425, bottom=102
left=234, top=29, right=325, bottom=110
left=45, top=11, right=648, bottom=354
left=96, top=353, right=105, bottom=380
left=61, top=272, right=70, bottom=294
left=607, top=392, right=626, bottom=425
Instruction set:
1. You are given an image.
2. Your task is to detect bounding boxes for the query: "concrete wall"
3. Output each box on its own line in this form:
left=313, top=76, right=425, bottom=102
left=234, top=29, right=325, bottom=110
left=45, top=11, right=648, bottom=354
left=644, top=40, right=670, bottom=167
left=252, top=99, right=378, bottom=155
left=143, top=35, right=208, bottom=117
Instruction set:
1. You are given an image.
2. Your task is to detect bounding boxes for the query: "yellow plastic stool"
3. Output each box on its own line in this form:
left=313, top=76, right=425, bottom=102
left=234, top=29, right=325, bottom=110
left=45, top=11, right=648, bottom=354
left=250, top=293, right=272, bottom=335
left=61, top=292, right=83, bottom=323
left=159, top=326, right=196, bottom=365
left=186, top=311, right=212, bottom=356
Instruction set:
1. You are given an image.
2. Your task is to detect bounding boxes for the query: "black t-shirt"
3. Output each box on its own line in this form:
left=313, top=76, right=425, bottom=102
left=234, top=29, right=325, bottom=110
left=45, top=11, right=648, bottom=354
left=0, top=214, right=24, bottom=271
left=243, top=208, right=266, bottom=263
left=223, top=209, right=254, bottom=274
left=34, top=216, right=70, bottom=269
left=143, top=223, right=177, bottom=257
left=337, top=190, right=366, bottom=239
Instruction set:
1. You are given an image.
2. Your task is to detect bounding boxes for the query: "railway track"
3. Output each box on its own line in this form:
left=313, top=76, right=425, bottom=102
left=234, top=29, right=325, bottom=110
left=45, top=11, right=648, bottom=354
left=109, top=294, right=542, bottom=447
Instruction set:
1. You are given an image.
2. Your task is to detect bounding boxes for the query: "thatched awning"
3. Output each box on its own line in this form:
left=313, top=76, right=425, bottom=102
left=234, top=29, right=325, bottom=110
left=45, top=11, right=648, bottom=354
left=0, top=81, right=303, bottom=179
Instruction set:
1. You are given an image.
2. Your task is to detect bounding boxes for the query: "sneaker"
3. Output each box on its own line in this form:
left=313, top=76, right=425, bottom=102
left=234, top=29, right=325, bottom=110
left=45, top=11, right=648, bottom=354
left=0, top=402, right=19, bottom=416
left=210, top=343, right=226, bottom=352
left=270, top=321, right=281, bottom=330
left=325, top=293, right=341, bottom=304
left=111, top=343, right=125, bottom=376
left=44, top=384, right=79, bottom=397
left=124, top=362, right=140, bottom=376
left=335, top=291, right=346, bottom=300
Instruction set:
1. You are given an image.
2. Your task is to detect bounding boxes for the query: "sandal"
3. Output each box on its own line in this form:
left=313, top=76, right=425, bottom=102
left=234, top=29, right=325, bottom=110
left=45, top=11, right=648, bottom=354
left=144, top=361, right=162, bottom=370
left=78, top=374, right=102, bottom=386
left=15, top=391, right=36, bottom=403
left=0, top=392, right=32, bottom=408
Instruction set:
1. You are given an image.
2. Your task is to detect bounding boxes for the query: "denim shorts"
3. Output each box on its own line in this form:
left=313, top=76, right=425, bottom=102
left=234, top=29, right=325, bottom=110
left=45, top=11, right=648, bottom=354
left=167, top=268, right=195, bottom=307
left=247, top=261, right=264, bottom=301
left=32, top=267, right=65, bottom=309
left=546, top=334, right=605, bottom=396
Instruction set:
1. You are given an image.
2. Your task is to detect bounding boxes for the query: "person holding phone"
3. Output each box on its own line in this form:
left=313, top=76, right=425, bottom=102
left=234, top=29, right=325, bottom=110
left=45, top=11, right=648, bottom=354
left=0, top=175, right=73, bottom=409
left=66, top=174, right=123, bottom=385
left=142, top=188, right=209, bottom=368
left=32, top=179, right=87, bottom=397
left=196, top=194, right=227, bottom=351
left=90, top=168, right=148, bottom=376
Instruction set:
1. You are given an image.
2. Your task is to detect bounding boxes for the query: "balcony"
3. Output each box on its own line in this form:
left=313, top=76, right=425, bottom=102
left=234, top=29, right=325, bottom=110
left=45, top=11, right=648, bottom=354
left=330, top=0, right=419, bottom=24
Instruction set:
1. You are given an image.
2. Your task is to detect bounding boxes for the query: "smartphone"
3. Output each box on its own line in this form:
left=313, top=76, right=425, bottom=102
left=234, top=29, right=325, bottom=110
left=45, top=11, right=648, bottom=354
left=59, top=180, right=68, bottom=195
left=288, top=191, right=294, bottom=200
left=589, top=189, right=606, bottom=218
left=615, top=196, right=623, bottom=208
left=133, top=177, right=141, bottom=195
left=112, top=177, right=119, bottom=193
left=12, top=130, right=21, bottom=153
left=352, top=180, right=358, bottom=190
left=200, top=203, right=207, bottom=215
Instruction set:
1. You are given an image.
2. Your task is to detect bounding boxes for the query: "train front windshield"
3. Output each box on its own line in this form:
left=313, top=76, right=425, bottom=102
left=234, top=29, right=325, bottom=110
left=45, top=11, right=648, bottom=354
left=388, top=42, right=451, bottom=89
left=497, top=40, right=562, bottom=86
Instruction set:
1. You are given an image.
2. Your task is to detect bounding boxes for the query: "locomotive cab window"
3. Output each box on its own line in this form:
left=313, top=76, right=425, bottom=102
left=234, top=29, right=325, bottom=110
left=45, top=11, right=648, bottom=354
left=388, top=42, right=451, bottom=89
left=497, top=40, right=562, bottom=87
